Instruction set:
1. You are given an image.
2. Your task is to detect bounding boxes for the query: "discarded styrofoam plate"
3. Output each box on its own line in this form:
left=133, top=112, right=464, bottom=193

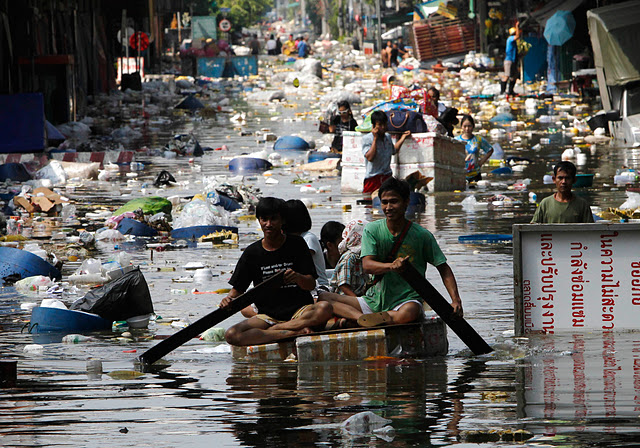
left=184, top=262, right=205, bottom=270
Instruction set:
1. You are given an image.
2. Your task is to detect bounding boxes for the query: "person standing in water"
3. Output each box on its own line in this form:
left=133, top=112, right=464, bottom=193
left=531, top=161, right=594, bottom=223
left=329, top=100, right=359, bottom=154
left=455, top=115, right=493, bottom=183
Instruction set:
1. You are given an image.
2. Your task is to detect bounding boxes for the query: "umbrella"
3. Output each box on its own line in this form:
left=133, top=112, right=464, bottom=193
left=544, top=10, right=576, bottom=46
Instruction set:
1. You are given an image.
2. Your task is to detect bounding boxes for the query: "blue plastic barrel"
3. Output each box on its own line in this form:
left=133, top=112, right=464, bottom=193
left=0, top=247, right=61, bottom=281
left=273, top=135, right=310, bottom=151
left=171, top=225, right=239, bottom=240
left=228, top=157, right=273, bottom=173
left=116, top=218, right=158, bottom=237
left=29, top=307, right=111, bottom=333
left=307, top=151, right=341, bottom=163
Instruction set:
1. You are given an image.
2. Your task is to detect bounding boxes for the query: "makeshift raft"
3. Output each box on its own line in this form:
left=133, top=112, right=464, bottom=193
left=232, top=316, right=448, bottom=362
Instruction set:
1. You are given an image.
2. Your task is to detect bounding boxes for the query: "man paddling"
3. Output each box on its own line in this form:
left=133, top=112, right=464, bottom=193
left=319, top=177, right=463, bottom=327
left=221, top=197, right=333, bottom=346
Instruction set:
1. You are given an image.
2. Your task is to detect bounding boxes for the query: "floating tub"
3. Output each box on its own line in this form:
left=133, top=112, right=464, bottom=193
left=574, top=173, right=594, bottom=188
left=228, top=157, right=272, bottom=173
left=171, top=225, right=239, bottom=240
left=274, top=135, right=309, bottom=151
left=116, top=218, right=158, bottom=237
left=307, top=151, right=341, bottom=163
left=0, top=247, right=61, bottom=281
left=28, top=306, right=111, bottom=333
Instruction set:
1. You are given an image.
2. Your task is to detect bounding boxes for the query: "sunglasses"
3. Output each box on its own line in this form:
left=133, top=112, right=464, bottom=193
left=339, top=110, right=350, bottom=114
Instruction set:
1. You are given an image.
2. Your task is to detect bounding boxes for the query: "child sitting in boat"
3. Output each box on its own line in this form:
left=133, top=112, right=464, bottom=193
left=284, top=199, right=330, bottom=292
left=319, top=177, right=463, bottom=327
left=221, top=197, right=333, bottom=346
left=320, top=220, right=345, bottom=269
left=329, top=219, right=371, bottom=297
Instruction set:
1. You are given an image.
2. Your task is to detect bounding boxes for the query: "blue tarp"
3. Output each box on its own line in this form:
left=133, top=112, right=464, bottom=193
left=0, top=93, right=46, bottom=153
left=197, top=56, right=258, bottom=78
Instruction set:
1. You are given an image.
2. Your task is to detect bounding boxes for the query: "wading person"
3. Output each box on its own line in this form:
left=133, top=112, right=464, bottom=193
left=501, top=24, right=520, bottom=96
left=222, top=197, right=333, bottom=346
left=455, top=114, right=493, bottom=183
left=531, top=161, right=594, bottom=223
left=362, top=110, right=411, bottom=194
left=319, top=177, right=464, bottom=327
left=329, top=100, right=358, bottom=154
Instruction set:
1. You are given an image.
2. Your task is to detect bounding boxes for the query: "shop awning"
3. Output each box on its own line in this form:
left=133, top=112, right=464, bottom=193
left=587, top=0, right=640, bottom=86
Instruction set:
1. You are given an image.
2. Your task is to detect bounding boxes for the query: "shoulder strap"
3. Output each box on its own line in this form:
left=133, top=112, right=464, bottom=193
left=372, top=220, right=413, bottom=286
left=386, top=219, right=412, bottom=262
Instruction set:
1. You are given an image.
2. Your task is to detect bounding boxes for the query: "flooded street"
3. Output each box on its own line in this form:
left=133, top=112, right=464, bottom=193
left=2, top=84, right=640, bottom=447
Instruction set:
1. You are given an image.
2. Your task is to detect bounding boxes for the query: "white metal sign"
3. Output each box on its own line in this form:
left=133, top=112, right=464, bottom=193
left=514, top=224, right=640, bottom=334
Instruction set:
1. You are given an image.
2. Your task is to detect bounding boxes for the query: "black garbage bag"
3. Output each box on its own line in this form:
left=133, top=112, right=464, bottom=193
left=69, top=268, right=154, bottom=321
left=154, top=170, right=176, bottom=187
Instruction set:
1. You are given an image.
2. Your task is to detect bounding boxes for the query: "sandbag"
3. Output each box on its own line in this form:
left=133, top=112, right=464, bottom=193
left=69, top=267, right=154, bottom=321
left=113, top=196, right=172, bottom=216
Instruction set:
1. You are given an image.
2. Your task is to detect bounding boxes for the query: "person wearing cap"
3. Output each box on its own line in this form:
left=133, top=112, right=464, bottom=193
left=501, top=23, right=520, bottom=96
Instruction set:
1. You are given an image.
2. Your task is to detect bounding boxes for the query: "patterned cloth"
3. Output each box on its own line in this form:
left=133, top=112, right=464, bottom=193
left=331, top=219, right=371, bottom=296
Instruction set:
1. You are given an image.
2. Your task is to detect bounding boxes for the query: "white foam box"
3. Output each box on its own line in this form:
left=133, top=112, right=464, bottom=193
left=341, top=165, right=367, bottom=192
left=342, top=131, right=366, bottom=166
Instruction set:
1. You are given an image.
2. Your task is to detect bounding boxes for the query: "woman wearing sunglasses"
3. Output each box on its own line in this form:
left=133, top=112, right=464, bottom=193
left=329, top=100, right=359, bottom=154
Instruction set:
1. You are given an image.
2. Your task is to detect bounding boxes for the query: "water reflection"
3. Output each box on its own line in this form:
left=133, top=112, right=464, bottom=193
left=223, top=358, right=499, bottom=447
left=519, top=332, right=640, bottom=444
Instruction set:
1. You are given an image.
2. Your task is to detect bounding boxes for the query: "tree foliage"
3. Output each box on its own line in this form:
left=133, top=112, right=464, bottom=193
left=218, top=0, right=272, bottom=31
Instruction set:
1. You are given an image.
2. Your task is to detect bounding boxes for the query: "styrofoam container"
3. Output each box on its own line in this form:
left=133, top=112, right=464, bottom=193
left=193, top=268, right=213, bottom=282
left=127, top=314, right=151, bottom=329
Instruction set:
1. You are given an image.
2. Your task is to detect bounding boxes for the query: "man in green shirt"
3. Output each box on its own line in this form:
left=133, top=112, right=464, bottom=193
left=319, top=177, right=463, bottom=327
left=531, top=161, right=594, bottom=224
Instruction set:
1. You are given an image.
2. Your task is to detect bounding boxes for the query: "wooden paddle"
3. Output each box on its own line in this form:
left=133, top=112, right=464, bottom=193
left=400, top=262, right=493, bottom=355
left=139, top=270, right=284, bottom=365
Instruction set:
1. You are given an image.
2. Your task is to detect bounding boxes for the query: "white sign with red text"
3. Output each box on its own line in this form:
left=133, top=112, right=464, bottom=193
left=517, top=224, right=640, bottom=333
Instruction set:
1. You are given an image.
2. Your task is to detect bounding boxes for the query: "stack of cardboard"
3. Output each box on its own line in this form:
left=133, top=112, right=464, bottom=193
left=13, top=187, right=67, bottom=215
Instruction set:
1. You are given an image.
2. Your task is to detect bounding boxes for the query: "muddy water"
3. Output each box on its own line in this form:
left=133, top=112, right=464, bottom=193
left=1, top=92, right=640, bottom=447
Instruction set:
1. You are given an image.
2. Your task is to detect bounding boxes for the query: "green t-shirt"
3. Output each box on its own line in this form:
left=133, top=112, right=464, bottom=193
left=360, top=219, right=447, bottom=312
left=531, top=194, right=594, bottom=223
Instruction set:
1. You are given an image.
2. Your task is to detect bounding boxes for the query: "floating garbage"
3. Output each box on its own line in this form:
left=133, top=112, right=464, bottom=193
left=200, top=327, right=225, bottom=341
left=174, top=94, right=204, bottom=110
left=341, top=411, right=395, bottom=440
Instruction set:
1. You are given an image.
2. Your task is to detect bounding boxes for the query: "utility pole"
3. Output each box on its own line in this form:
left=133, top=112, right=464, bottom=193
left=375, top=0, right=381, bottom=53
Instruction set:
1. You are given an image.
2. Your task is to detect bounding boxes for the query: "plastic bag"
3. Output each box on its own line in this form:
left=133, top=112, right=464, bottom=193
left=69, top=267, right=154, bottom=321
left=95, top=228, right=125, bottom=242
left=15, top=276, right=55, bottom=293
left=341, top=411, right=392, bottom=435
left=35, top=160, right=67, bottom=186
left=77, top=258, right=102, bottom=275
left=620, top=192, right=640, bottom=210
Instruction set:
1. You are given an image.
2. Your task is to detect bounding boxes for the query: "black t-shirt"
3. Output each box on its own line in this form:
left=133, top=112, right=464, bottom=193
left=331, top=116, right=358, bottom=150
left=390, top=48, right=399, bottom=64
left=229, top=234, right=317, bottom=321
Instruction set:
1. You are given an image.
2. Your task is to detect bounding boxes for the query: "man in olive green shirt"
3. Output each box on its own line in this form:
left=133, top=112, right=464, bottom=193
left=531, top=161, right=594, bottom=224
left=319, top=177, right=463, bottom=327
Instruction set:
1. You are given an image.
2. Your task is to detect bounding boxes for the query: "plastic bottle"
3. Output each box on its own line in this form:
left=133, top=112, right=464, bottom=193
left=62, top=334, right=93, bottom=344
left=130, top=161, right=145, bottom=171
left=171, top=288, right=188, bottom=295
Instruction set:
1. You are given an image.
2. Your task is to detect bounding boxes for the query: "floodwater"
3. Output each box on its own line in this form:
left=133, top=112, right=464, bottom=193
left=2, top=87, right=640, bottom=447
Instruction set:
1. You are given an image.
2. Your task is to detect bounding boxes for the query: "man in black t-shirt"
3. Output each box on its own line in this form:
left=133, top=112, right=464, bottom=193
left=221, top=197, right=333, bottom=346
